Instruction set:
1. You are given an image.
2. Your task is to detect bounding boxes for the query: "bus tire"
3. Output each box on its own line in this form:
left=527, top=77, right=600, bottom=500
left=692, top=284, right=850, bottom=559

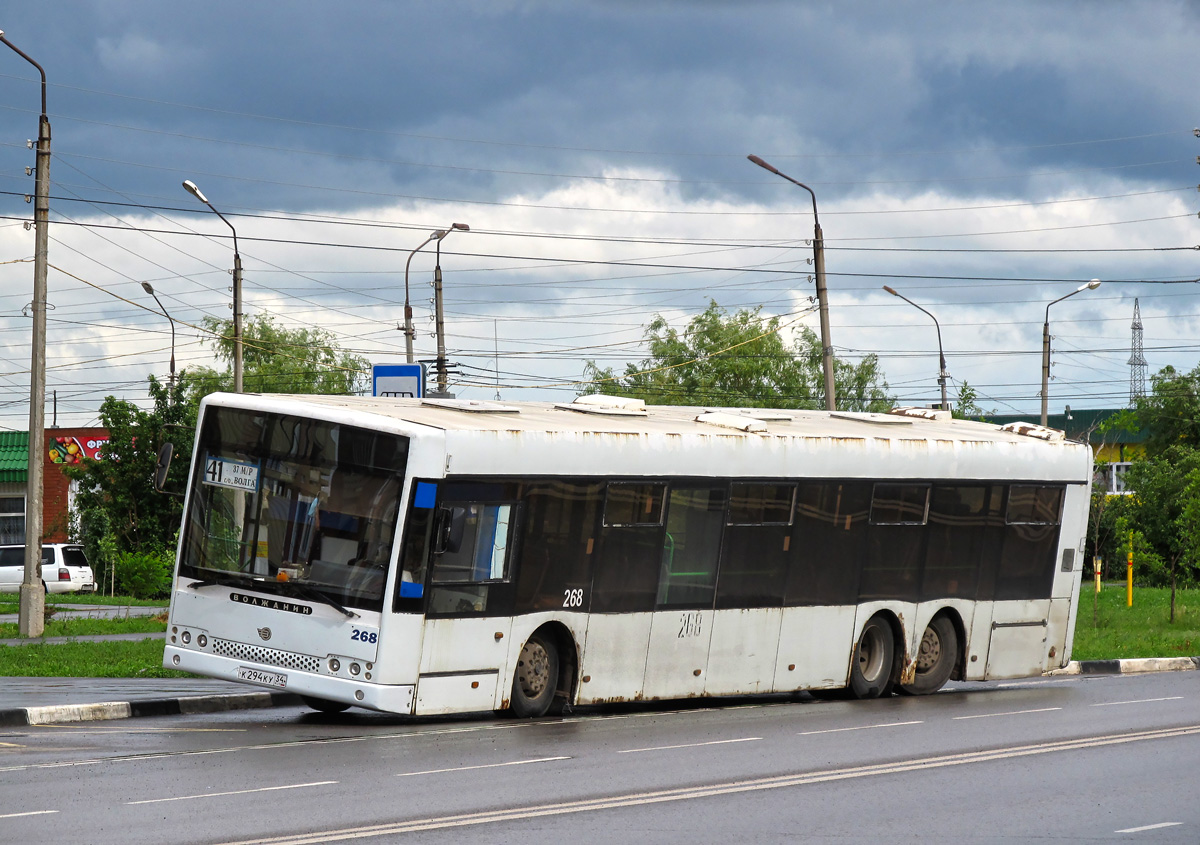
left=510, top=632, right=558, bottom=718
left=848, top=615, right=894, bottom=699
left=301, top=695, right=351, bottom=713
left=899, top=615, right=957, bottom=696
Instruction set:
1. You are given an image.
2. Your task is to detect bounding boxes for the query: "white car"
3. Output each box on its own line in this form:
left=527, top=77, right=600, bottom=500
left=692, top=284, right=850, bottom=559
left=0, top=544, right=97, bottom=594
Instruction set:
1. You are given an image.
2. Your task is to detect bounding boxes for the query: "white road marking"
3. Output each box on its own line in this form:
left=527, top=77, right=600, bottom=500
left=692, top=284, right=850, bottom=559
left=619, top=737, right=761, bottom=754
left=1091, top=697, right=1183, bottom=707
left=1115, top=822, right=1183, bottom=833
left=210, top=725, right=1200, bottom=845
left=0, top=721, right=534, bottom=773
left=952, top=707, right=1061, bottom=720
left=127, top=781, right=337, bottom=805
left=38, top=726, right=249, bottom=733
left=799, top=720, right=922, bottom=735
left=0, top=810, right=58, bottom=819
left=398, top=756, right=570, bottom=776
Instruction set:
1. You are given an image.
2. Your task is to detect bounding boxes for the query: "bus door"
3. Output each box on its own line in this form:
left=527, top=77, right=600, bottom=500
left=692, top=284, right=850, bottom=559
left=580, top=482, right=665, bottom=705
left=643, top=485, right=726, bottom=701
left=415, top=484, right=519, bottom=715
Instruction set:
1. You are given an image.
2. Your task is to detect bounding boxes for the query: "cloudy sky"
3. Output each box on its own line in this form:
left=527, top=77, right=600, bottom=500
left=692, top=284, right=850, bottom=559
left=1, top=1, right=1197, bottom=429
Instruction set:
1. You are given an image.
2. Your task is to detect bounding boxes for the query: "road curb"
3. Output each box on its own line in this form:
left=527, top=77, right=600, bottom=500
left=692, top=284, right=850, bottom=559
left=0, top=691, right=301, bottom=727
left=1051, top=656, right=1200, bottom=676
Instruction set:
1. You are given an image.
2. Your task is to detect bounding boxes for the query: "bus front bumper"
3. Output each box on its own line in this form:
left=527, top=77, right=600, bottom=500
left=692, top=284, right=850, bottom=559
left=164, top=645, right=415, bottom=715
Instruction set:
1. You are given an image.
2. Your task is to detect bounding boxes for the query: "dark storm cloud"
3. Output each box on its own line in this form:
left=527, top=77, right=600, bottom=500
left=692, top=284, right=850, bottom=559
left=1, top=1, right=1195, bottom=219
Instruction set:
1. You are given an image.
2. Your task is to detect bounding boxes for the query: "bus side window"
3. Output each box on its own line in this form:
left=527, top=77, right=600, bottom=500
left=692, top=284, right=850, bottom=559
left=427, top=502, right=516, bottom=615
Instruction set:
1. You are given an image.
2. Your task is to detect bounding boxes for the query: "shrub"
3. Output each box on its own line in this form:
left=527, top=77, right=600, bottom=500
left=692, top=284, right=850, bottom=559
left=113, top=549, right=173, bottom=600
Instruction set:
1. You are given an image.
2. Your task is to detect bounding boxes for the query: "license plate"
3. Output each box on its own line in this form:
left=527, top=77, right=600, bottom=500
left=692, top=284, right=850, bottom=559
left=237, top=666, right=287, bottom=688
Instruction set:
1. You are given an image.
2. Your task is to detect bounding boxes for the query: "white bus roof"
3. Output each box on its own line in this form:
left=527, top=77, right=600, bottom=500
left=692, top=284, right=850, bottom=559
left=204, top=394, right=1094, bottom=484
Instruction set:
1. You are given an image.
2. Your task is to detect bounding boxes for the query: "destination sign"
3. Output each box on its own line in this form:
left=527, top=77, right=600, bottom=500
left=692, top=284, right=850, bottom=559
left=203, top=454, right=260, bottom=492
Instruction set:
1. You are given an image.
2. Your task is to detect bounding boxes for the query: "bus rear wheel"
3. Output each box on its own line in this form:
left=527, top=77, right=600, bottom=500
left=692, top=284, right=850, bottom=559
left=848, top=615, right=894, bottom=699
left=510, top=632, right=558, bottom=718
left=899, top=616, right=957, bottom=696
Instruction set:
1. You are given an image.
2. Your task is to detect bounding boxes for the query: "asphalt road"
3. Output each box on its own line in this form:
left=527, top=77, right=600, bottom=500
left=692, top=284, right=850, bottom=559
left=1, top=671, right=1197, bottom=844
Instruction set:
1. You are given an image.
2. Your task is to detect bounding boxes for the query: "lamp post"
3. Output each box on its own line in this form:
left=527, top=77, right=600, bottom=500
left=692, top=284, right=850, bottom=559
left=1041, top=279, right=1101, bottom=426
left=747, top=154, right=836, bottom=411
left=432, top=223, right=469, bottom=397
left=403, top=231, right=440, bottom=365
left=2, top=29, right=50, bottom=637
left=141, top=282, right=176, bottom=385
left=883, top=285, right=949, bottom=411
left=404, top=224, right=468, bottom=375
left=182, top=180, right=243, bottom=393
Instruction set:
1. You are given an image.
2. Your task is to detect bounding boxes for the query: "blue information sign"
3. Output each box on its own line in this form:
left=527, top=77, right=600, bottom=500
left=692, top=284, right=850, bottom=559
left=372, top=363, right=425, bottom=398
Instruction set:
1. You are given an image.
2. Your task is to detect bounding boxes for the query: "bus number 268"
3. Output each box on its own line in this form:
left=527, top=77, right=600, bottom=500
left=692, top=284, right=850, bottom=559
left=678, top=612, right=703, bottom=638
left=563, top=588, right=584, bottom=608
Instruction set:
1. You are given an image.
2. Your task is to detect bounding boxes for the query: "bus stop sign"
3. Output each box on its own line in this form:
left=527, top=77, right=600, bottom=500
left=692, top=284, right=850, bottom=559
left=372, top=363, right=425, bottom=398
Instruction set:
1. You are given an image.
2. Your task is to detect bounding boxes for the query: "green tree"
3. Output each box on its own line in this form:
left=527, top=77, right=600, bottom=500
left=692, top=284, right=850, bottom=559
left=188, top=314, right=369, bottom=397
left=1108, top=362, right=1200, bottom=455
left=1121, top=445, right=1200, bottom=613
left=582, top=301, right=892, bottom=411
left=952, top=380, right=990, bottom=420
left=64, top=377, right=195, bottom=591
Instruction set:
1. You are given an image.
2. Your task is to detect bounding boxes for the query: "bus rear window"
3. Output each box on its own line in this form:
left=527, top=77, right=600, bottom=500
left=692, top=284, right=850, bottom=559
left=1006, top=486, right=1063, bottom=525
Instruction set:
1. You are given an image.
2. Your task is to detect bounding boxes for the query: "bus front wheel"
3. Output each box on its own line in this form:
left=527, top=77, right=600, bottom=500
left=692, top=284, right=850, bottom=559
left=848, top=616, right=894, bottom=699
left=899, top=616, right=957, bottom=696
left=510, top=632, right=559, bottom=718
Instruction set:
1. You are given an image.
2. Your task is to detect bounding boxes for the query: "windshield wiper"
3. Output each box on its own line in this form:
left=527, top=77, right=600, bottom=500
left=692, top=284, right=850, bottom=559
left=279, top=581, right=359, bottom=619
left=187, top=570, right=249, bottom=590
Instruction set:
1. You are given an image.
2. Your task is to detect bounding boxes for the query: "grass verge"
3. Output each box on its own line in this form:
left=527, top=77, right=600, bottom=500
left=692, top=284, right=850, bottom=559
left=1071, top=585, right=1196, bottom=661
left=0, top=638, right=190, bottom=678
left=0, top=594, right=167, bottom=614
left=48, top=594, right=167, bottom=607
left=0, top=615, right=167, bottom=639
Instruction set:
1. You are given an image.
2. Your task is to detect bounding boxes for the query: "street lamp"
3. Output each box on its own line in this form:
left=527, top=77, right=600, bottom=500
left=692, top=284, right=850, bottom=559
left=182, top=179, right=243, bottom=393
left=403, top=224, right=468, bottom=370
left=433, top=223, right=469, bottom=397
left=747, top=154, right=836, bottom=411
left=2, top=29, right=51, bottom=637
left=883, top=286, right=950, bottom=411
left=1041, top=279, right=1101, bottom=426
left=141, top=282, right=176, bottom=385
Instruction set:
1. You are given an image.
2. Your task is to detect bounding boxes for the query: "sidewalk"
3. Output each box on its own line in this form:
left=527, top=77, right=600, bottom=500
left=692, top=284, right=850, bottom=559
left=0, top=611, right=303, bottom=725
left=0, top=676, right=301, bottom=727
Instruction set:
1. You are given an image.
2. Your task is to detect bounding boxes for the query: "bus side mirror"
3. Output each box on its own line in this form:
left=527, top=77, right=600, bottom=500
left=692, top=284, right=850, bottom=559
left=154, top=442, right=184, bottom=497
left=433, top=506, right=466, bottom=555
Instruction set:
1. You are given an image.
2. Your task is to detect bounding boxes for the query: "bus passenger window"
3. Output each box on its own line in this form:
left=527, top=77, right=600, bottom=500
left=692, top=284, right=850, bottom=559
left=605, top=483, right=665, bottom=526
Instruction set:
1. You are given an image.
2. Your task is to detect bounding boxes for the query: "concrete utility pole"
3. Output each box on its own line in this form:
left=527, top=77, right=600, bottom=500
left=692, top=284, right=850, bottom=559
left=432, top=223, right=468, bottom=397
left=2, top=29, right=50, bottom=637
left=747, top=155, right=836, bottom=411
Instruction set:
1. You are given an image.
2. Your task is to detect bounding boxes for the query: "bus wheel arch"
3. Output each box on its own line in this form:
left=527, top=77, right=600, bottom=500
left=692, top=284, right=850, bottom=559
left=848, top=613, right=899, bottom=699
left=898, top=611, right=961, bottom=696
left=509, top=623, right=577, bottom=718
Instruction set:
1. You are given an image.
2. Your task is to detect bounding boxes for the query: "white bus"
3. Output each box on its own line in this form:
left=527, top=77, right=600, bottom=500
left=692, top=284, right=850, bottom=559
left=164, top=393, right=1092, bottom=717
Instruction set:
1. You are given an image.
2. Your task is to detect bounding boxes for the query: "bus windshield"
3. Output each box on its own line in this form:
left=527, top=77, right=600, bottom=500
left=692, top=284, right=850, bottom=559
left=179, top=406, right=409, bottom=613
